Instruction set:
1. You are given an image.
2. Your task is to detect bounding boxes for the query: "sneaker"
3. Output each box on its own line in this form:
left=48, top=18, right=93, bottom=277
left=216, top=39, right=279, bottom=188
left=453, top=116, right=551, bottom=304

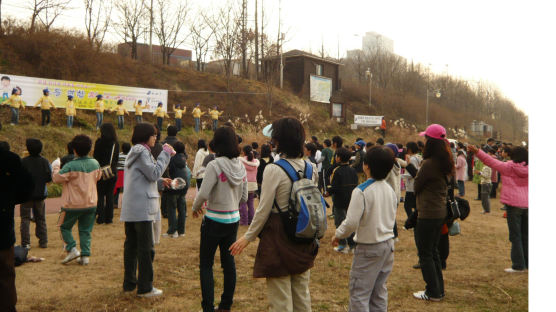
left=500, top=206, right=507, bottom=211
left=334, top=245, right=346, bottom=253
left=23, top=244, right=31, bottom=250
left=162, top=233, right=169, bottom=237
left=39, top=244, right=48, bottom=248
left=504, top=268, right=527, bottom=273
left=61, top=247, right=80, bottom=264
left=77, top=256, right=89, bottom=265
left=137, top=287, right=163, bottom=298
left=413, top=290, right=442, bottom=302
left=179, top=234, right=185, bottom=237
left=412, top=263, right=421, bottom=269
left=171, top=232, right=179, bottom=238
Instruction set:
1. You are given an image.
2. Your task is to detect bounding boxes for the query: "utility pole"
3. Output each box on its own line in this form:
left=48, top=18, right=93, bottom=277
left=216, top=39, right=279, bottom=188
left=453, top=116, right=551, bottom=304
left=254, top=0, right=259, bottom=80
left=149, top=0, right=153, bottom=63
left=241, top=0, right=247, bottom=78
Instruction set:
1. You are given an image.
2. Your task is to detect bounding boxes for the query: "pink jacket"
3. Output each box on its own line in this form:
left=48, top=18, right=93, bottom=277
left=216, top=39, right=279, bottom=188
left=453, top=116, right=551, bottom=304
left=455, top=155, right=467, bottom=181
left=240, top=157, right=259, bottom=183
left=476, top=150, right=528, bottom=208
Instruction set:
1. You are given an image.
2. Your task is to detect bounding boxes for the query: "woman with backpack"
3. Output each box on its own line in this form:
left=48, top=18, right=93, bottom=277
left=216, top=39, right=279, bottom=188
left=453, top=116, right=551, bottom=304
left=164, top=141, right=190, bottom=238
left=93, top=123, right=119, bottom=224
left=230, top=117, right=319, bottom=312
left=413, top=124, right=454, bottom=302
left=192, top=126, right=247, bottom=312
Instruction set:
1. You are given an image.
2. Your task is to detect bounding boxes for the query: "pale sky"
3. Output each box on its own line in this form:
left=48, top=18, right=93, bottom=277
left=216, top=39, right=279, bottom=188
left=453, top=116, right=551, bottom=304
left=3, top=0, right=555, bottom=116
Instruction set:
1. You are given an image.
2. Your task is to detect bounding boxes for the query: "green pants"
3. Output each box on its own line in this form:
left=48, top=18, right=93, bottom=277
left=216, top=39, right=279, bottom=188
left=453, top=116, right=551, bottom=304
left=60, top=208, right=96, bottom=256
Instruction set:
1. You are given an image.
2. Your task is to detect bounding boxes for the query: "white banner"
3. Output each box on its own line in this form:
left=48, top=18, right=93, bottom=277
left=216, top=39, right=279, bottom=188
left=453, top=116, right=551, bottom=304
left=354, top=115, right=383, bottom=126
left=1, top=73, right=168, bottom=112
left=309, top=75, right=332, bottom=103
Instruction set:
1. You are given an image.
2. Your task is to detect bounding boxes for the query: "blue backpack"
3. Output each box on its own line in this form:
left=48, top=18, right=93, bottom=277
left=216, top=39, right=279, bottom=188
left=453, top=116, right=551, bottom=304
left=273, top=159, right=328, bottom=244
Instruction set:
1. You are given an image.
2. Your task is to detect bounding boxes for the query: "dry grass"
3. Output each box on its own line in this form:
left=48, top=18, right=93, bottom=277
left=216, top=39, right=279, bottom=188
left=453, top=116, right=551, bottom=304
left=14, top=181, right=527, bottom=312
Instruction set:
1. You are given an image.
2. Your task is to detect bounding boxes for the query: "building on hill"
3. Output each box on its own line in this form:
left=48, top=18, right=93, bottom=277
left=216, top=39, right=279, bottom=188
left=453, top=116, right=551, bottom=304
left=117, top=43, right=192, bottom=67
left=470, top=120, right=494, bottom=137
left=362, top=31, right=394, bottom=54
left=205, top=59, right=257, bottom=79
left=262, top=49, right=342, bottom=103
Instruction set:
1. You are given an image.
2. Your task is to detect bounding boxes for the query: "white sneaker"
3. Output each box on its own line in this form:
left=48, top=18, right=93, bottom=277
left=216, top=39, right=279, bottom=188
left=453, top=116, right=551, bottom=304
left=179, top=234, right=185, bottom=237
left=137, top=287, right=163, bottom=298
left=504, top=268, right=527, bottom=273
left=171, top=232, right=179, bottom=238
left=162, top=233, right=169, bottom=237
left=413, top=290, right=442, bottom=302
left=77, top=256, right=89, bottom=265
left=61, top=247, right=80, bottom=264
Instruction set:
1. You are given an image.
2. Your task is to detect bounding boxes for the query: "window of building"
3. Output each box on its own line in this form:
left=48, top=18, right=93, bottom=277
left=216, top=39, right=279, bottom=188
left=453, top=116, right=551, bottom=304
left=316, top=64, right=323, bottom=76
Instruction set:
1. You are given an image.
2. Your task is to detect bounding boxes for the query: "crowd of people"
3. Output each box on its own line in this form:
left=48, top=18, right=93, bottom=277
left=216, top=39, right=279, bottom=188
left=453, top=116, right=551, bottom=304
left=0, top=115, right=528, bottom=312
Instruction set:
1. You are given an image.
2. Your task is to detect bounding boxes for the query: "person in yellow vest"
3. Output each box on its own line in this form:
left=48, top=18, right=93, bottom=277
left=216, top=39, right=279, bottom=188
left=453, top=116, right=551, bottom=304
left=34, top=88, right=56, bottom=126
left=173, top=104, right=186, bottom=132
left=111, top=99, right=130, bottom=129
left=134, top=100, right=146, bottom=124
left=192, top=103, right=204, bottom=133
left=95, top=94, right=105, bottom=130
left=154, top=102, right=169, bottom=131
left=208, top=105, right=223, bottom=131
left=66, top=95, right=76, bottom=128
left=4, top=87, right=25, bottom=125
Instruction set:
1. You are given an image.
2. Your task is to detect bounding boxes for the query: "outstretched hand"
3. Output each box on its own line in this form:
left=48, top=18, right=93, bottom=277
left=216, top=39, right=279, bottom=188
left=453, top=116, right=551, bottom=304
left=229, top=237, right=250, bottom=256
left=330, top=236, right=340, bottom=247
left=467, top=145, right=479, bottom=154
left=193, top=208, right=205, bottom=218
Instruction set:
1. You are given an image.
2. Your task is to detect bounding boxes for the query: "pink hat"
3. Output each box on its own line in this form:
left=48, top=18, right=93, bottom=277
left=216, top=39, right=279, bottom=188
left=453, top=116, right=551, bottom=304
left=419, top=124, right=447, bottom=140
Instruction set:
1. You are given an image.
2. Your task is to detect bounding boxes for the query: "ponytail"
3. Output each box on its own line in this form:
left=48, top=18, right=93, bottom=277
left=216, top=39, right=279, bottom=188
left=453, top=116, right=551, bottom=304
left=243, top=145, right=254, bottom=161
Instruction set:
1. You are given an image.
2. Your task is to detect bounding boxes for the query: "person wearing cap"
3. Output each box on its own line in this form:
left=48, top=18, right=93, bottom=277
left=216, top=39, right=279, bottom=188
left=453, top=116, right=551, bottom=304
left=34, top=88, right=56, bottom=126
left=4, top=87, right=25, bottom=125
left=66, top=95, right=76, bottom=128
left=208, top=105, right=223, bottom=131
left=412, top=124, right=454, bottom=302
left=173, top=104, right=186, bottom=132
left=111, top=99, right=130, bottom=130
left=351, top=140, right=366, bottom=183
left=95, top=94, right=105, bottom=130
left=191, top=103, right=205, bottom=133
left=153, top=102, right=169, bottom=131
left=134, top=100, right=146, bottom=124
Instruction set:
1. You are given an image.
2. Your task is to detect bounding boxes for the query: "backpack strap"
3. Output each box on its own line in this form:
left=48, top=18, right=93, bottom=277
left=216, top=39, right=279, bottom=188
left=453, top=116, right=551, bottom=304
left=304, top=161, right=312, bottom=179
left=274, top=159, right=301, bottom=182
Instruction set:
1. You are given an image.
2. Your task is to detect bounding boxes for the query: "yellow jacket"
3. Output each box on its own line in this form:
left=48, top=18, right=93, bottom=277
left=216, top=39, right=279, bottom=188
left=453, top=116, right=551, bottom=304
left=112, top=105, right=129, bottom=116
left=208, top=109, right=223, bottom=120
left=174, top=107, right=186, bottom=119
left=134, top=103, right=146, bottom=116
left=95, top=100, right=105, bottom=113
left=192, top=107, right=205, bottom=118
left=154, top=107, right=169, bottom=118
left=66, top=100, right=76, bottom=116
left=5, top=95, right=25, bottom=109
left=35, top=95, right=56, bottom=110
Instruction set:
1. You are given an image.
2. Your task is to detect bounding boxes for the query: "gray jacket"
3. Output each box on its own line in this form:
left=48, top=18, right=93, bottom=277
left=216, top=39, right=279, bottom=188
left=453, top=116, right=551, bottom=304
left=120, top=144, right=171, bottom=222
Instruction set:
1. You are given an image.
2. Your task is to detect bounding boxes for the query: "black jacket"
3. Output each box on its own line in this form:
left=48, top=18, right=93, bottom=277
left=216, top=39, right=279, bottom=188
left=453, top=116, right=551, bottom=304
left=21, top=155, right=52, bottom=200
left=327, top=164, right=358, bottom=210
left=168, top=153, right=189, bottom=195
left=1, top=150, right=34, bottom=249
left=93, top=138, right=119, bottom=180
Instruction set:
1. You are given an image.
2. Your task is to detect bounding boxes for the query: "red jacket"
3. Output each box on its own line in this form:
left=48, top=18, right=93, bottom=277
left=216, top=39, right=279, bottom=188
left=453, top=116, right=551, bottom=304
left=475, top=150, right=528, bottom=208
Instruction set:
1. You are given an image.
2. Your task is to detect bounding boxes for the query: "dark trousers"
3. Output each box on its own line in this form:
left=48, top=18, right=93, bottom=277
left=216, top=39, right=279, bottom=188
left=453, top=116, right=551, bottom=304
left=439, top=233, right=449, bottom=269
left=318, top=171, right=324, bottom=193
left=20, top=200, right=48, bottom=247
left=200, top=218, right=238, bottom=312
left=506, top=206, right=528, bottom=270
left=161, top=192, right=169, bottom=218
left=457, top=180, right=465, bottom=196
left=176, top=118, right=182, bottom=132
left=135, top=115, right=142, bottom=123
left=404, top=191, right=416, bottom=219
left=333, top=206, right=355, bottom=248
left=117, top=115, right=124, bottom=129
left=96, top=179, right=116, bottom=224
left=490, top=182, right=499, bottom=198
left=157, top=117, right=163, bottom=130
left=167, top=194, right=186, bottom=235
left=41, top=110, right=51, bottom=126
left=415, top=218, right=445, bottom=298
left=197, top=178, right=203, bottom=190
left=123, top=221, right=155, bottom=294
left=476, top=183, right=481, bottom=199
left=0, top=246, right=17, bottom=312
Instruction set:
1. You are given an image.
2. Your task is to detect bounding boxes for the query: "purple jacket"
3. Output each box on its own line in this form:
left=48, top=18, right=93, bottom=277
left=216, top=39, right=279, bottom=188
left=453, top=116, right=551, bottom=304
left=475, top=150, right=528, bottom=208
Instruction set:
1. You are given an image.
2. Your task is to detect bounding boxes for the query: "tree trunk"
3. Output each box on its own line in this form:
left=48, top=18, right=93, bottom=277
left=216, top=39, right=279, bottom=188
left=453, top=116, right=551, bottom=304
left=254, top=0, right=259, bottom=80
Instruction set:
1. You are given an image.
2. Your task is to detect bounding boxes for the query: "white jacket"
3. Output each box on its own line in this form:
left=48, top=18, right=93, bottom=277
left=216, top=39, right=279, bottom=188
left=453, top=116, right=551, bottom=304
left=192, top=148, right=209, bottom=179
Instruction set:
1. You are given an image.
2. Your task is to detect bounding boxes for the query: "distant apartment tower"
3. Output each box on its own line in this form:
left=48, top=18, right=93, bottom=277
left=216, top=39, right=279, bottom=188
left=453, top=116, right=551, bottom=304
left=362, top=32, right=394, bottom=54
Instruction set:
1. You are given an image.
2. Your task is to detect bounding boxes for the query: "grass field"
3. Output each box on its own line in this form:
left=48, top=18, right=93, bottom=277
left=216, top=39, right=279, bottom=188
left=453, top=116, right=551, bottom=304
left=14, top=181, right=528, bottom=311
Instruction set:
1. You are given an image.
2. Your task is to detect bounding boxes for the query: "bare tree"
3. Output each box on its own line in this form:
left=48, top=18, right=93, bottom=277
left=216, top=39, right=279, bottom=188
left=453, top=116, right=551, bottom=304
left=84, top=0, right=112, bottom=51
left=115, top=0, right=146, bottom=60
left=254, top=0, right=259, bottom=80
left=203, top=2, right=241, bottom=90
left=240, top=0, right=248, bottom=78
left=190, top=13, right=214, bottom=71
left=153, top=0, right=189, bottom=65
left=28, top=0, right=70, bottom=31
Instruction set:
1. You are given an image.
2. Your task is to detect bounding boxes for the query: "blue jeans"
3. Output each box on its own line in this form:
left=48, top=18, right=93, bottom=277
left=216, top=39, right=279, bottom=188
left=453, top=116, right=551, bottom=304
left=166, top=194, right=186, bottom=235
left=506, top=205, right=528, bottom=270
left=157, top=117, right=163, bottom=130
left=212, top=119, right=218, bottom=131
left=67, top=115, right=74, bottom=128
left=200, top=217, right=238, bottom=312
left=96, top=112, right=103, bottom=129
left=118, top=115, right=124, bottom=129
left=135, top=115, right=142, bottom=123
left=175, top=118, right=182, bottom=132
left=10, top=108, right=19, bottom=124
left=194, top=117, right=200, bottom=133
left=457, top=180, right=465, bottom=196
